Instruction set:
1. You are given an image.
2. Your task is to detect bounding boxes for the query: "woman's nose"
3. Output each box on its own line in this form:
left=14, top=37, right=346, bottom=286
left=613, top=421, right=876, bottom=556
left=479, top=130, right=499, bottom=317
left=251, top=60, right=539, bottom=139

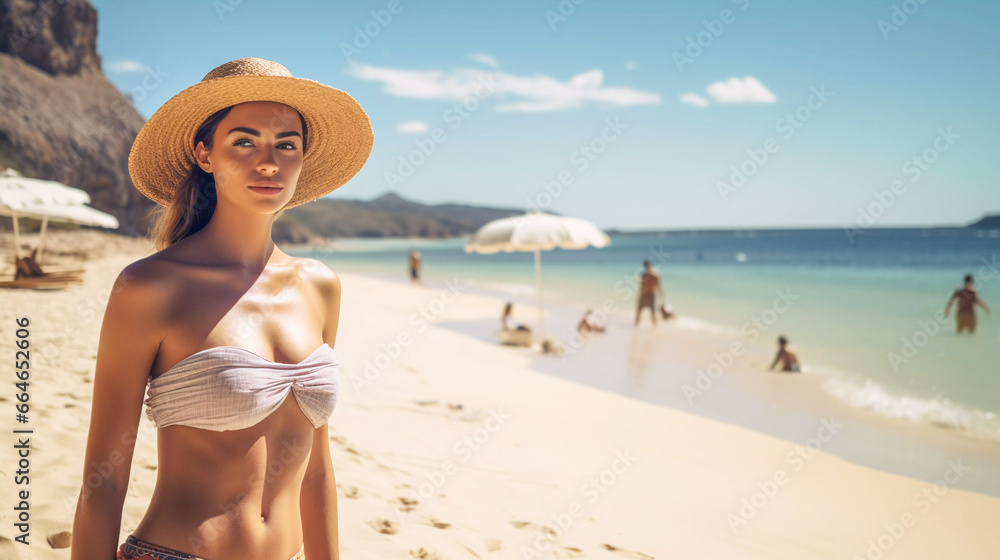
left=257, top=152, right=279, bottom=176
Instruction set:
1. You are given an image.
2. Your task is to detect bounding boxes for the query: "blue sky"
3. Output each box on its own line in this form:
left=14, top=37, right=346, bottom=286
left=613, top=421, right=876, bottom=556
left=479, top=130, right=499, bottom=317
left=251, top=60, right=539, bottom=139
left=91, top=0, right=999, bottom=230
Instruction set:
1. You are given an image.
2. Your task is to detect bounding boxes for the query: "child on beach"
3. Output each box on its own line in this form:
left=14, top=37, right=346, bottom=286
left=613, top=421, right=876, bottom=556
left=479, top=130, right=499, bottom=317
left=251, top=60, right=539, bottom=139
left=769, top=335, right=801, bottom=373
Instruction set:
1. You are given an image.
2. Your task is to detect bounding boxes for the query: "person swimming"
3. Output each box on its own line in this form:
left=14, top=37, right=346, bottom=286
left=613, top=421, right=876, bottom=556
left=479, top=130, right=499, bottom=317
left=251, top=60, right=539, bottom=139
left=944, top=273, right=991, bottom=334
left=769, top=335, right=801, bottom=373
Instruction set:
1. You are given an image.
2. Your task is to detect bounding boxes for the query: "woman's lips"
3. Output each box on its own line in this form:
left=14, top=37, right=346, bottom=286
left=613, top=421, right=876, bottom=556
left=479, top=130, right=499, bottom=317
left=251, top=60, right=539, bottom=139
left=248, top=185, right=283, bottom=195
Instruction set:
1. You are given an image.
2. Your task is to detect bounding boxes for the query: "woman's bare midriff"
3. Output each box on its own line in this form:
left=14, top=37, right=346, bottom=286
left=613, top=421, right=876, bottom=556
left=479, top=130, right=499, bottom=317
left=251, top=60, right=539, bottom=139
left=132, top=395, right=314, bottom=559
left=130, top=246, right=328, bottom=560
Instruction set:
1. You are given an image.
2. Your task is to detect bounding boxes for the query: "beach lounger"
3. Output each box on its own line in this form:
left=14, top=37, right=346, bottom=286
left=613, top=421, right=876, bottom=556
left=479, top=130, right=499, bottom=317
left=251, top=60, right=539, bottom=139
left=498, top=328, right=533, bottom=347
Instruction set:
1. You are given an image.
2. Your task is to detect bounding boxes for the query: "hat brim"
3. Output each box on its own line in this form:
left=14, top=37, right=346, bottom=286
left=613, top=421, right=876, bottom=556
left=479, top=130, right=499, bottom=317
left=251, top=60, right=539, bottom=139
left=128, top=75, right=374, bottom=208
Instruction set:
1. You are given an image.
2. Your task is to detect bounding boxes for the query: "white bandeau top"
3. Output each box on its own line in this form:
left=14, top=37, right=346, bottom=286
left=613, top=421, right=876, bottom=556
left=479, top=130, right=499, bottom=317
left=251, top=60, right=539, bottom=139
left=144, top=343, right=340, bottom=432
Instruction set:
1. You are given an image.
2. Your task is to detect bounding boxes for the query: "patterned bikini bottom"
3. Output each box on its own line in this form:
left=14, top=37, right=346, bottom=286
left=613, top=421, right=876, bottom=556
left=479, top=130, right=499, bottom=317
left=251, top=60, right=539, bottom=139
left=117, top=534, right=305, bottom=560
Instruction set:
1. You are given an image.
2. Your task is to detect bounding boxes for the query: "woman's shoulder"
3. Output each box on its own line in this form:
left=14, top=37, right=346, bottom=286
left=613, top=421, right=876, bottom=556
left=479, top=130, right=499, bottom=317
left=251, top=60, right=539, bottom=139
left=117, top=250, right=187, bottom=288
left=293, top=256, right=340, bottom=295
left=109, top=251, right=195, bottom=317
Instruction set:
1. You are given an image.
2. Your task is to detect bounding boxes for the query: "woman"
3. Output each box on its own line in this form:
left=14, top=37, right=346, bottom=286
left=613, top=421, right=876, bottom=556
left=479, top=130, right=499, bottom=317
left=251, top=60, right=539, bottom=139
left=70, top=58, right=373, bottom=560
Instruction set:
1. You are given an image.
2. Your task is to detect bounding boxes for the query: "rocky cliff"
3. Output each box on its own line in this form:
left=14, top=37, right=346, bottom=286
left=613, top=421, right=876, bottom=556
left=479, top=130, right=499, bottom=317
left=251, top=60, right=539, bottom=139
left=0, top=0, right=153, bottom=235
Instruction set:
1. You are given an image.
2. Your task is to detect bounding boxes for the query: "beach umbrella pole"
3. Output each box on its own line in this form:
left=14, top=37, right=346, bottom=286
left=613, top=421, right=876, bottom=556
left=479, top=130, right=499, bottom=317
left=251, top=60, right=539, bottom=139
left=38, top=215, right=48, bottom=262
left=535, top=248, right=544, bottom=336
left=11, top=210, right=21, bottom=260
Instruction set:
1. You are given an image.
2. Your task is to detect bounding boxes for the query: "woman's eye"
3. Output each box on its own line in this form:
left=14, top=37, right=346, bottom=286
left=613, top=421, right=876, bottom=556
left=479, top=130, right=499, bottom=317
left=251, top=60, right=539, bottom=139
left=232, top=138, right=297, bottom=150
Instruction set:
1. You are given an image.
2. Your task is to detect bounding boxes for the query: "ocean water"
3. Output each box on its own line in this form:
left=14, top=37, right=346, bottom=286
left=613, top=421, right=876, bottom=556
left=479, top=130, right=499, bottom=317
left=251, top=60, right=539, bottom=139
left=297, top=228, right=1000, bottom=441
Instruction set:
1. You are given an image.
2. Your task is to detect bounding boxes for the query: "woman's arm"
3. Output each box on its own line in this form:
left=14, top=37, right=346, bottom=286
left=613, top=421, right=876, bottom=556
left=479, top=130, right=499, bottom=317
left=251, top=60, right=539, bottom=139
left=975, top=292, right=991, bottom=314
left=943, top=291, right=956, bottom=317
left=71, top=263, right=167, bottom=560
left=300, top=423, right=340, bottom=560
left=300, top=259, right=342, bottom=559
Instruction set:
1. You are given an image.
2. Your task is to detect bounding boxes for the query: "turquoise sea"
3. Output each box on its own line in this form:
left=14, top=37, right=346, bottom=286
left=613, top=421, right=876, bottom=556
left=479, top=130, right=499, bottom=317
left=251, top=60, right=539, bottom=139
left=292, top=227, right=1000, bottom=491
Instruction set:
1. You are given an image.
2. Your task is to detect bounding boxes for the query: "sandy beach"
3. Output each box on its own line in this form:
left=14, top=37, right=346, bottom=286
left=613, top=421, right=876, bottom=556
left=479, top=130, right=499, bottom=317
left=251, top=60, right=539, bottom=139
left=1, top=230, right=999, bottom=560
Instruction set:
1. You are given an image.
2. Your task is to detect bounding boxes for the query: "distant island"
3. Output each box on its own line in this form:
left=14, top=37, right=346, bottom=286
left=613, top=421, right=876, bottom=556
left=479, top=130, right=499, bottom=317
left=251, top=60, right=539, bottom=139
left=967, top=214, right=1000, bottom=230
left=273, top=192, right=533, bottom=243
left=274, top=195, right=999, bottom=243
left=606, top=213, right=1000, bottom=237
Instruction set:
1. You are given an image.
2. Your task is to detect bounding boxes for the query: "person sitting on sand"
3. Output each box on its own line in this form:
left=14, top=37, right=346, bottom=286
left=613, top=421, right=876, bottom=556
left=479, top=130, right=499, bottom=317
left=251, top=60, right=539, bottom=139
left=769, top=335, right=801, bottom=373
left=577, top=308, right=606, bottom=334
left=540, top=337, right=566, bottom=355
left=659, top=303, right=675, bottom=321
left=944, top=273, right=990, bottom=334
left=502, top=302, right=531, bottom=333
left=635, top=259, right=665, bottom=326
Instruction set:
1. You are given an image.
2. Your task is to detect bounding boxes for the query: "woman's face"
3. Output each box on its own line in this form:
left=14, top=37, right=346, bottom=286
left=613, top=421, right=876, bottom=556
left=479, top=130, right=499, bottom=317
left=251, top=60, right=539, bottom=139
left=194, top=101, right=304, bottom=213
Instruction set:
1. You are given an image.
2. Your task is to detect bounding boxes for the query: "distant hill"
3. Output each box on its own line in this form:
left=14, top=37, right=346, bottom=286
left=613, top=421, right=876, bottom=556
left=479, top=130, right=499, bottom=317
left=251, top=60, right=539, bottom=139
left=967, top=214, right=1000, bottom=229
left=274, top=192, right=532, bottom=243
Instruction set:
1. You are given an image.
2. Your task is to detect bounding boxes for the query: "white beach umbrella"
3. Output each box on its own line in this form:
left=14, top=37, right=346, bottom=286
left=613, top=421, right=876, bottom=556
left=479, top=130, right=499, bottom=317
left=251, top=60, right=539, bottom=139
left=464, top=211, right=611, bottom=335
left=0, top=171, right=120, bottom=261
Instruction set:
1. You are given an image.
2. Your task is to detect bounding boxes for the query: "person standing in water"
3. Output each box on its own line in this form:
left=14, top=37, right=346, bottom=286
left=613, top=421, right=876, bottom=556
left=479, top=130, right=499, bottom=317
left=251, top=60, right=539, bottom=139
left=944, top=273, right=991, bottom=334
left=769, top=335, right=801, bottom=373
left=408, top=248, right=423, bottom=285
left=635, top=259, right=665, bottom=326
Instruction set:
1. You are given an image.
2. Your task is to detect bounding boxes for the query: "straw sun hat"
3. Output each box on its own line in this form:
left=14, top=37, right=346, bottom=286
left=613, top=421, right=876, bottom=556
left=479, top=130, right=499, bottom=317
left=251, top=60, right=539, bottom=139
left=128, top=57, right=374, bottom=208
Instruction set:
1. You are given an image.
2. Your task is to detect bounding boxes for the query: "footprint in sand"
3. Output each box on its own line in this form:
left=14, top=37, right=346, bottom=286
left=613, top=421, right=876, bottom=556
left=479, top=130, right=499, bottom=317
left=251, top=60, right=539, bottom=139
left=428, top=518, right=450, bottom=529
left=601, top=543, right=655, bottom=559
left=409, top=547, right=438, bottom=559
left=47, top=531, right=72, bottom=548
left=344, top=446, right=379, bottom=462
left=338, top=485, right=360, bottom=499
left=554, top=547, right=585, bottom=559
left=367, top=518, right=399, bottom=535
left=509, top=520, right=558, bottom=537
left=414, top=399, right=438, bottom=406
left=397, top=496, right=419, bottom=511
left=447, top=402, right=464, bottom=411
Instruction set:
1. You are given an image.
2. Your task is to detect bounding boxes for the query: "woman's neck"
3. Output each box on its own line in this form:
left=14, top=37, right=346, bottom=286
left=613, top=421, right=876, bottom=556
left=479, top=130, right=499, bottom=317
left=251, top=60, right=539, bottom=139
left=193, top=203, right=282, bottom=271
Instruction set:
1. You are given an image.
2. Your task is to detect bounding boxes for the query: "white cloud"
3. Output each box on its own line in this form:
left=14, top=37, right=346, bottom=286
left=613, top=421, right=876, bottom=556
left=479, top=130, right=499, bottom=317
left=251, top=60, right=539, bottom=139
left=469, top=53, right=500, bottom=69
left=705, top=76, right=776, bottom=104
left=625, top=61, right=637, bottom=70
left=347, top=63, right=661, bottom=112
left=106, top=60, right=144, bottom=73
left=680, top=93, right=710, bottom=108
left=397, top=121, right=430, bottom=134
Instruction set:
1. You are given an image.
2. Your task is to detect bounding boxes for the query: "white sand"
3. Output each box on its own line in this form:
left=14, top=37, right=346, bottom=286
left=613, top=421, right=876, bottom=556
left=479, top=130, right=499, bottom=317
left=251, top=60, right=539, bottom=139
left=1, top=230, right=998, bottom=559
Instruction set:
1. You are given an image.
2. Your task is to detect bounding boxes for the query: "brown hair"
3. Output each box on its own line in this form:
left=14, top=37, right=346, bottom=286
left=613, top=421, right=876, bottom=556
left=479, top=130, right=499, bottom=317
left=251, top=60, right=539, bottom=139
left=146, top=104, right=309, bottom=251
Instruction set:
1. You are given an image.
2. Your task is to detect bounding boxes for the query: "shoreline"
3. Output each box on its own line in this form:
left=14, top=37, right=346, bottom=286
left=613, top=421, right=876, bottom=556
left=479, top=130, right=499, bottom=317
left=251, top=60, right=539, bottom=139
left=310, top=257, right=1000, bottom=498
